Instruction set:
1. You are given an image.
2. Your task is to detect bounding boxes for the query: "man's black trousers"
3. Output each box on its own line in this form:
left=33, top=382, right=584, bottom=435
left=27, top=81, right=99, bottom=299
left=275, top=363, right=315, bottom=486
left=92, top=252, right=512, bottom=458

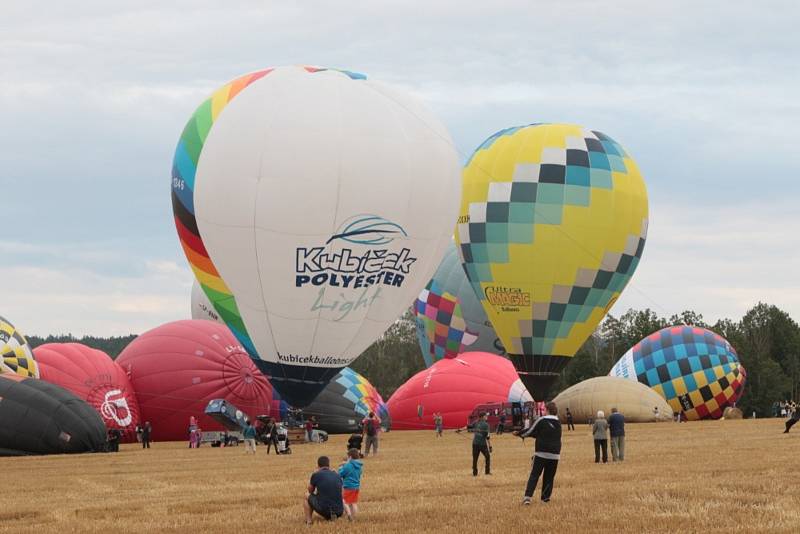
left=525, top=456, right=558, bottom=500
left=472, top=443, right=490, bottom=475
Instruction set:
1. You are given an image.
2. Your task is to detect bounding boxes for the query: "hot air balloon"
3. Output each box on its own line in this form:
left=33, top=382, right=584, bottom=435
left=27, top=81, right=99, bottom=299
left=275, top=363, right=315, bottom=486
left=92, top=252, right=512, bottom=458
left=387, top=352, right=532, bottom=430
left=414, top=242, right=504, bottom=367
left=1, top=315, right=38, bottom=378
left=552, top=376, right=672, bottom=423
left=34, top=343, right=141, bottom=440
left=304, top=367, right=390, bottom=434
left=171, top=65, right=460, bottom=407
left=0, top=374, right=107, bottom=455
left=609, top=326, right=746, bottom=420
left=456, top=124, right=648, bottom=399
left=116, top=320, right=275, bottom=441
left=191, top=279, right=222, bottom=323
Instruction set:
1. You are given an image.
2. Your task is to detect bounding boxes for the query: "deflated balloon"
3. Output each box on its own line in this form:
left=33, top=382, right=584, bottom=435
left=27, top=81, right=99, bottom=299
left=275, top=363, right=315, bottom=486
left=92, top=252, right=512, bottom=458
left=34, top=343, right=141, bottom=441
left=387, top=352, right=532, bottom=430
left=117, top=320, right=275, bottom=441
left=609, top=326, right=746, bottom=420
left=456, top=124, right=648, bottom=399
left=172, top=66, right=460, bottom=406
left=0, top=374, right=107, bottom=455
left=552, top=376, right=673, bottom=423
left=305, top=367, right=390, bottom=434
left=414, top=242, right=504, bottom=366
left=0, top=315, right=38, bottom=378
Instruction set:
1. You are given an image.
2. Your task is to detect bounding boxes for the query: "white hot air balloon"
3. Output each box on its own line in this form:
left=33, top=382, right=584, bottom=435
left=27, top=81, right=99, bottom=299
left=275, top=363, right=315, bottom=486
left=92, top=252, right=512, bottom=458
left=171, top=66, right=460, bottom=406
left=190, top=279, right=223, bottom=323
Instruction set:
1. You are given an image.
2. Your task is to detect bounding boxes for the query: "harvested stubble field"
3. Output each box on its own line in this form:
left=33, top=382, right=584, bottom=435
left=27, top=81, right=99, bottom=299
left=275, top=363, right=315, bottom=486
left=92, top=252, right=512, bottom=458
left=1, top=419, right=799, bottom=533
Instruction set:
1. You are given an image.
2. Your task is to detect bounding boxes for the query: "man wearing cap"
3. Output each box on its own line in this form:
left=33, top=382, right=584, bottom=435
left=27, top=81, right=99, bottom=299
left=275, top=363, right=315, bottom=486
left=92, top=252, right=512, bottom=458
left=471, top=412, right=491, bottom=476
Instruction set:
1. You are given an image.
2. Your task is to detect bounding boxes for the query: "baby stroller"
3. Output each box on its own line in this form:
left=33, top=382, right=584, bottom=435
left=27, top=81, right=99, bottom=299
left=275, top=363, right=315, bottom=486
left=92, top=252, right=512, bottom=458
left=276, top=424, right=292, bottom=455
left=347, top=433, right=364, bottom=458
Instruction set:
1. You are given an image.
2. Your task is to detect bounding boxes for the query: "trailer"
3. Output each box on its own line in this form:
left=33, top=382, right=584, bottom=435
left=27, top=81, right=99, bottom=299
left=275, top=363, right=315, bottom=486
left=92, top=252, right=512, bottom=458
left=200, top=430, right=242, bottom=447
left=205, top=398, right=251, bottom=431
left=467, top=401, right=536, bottom=432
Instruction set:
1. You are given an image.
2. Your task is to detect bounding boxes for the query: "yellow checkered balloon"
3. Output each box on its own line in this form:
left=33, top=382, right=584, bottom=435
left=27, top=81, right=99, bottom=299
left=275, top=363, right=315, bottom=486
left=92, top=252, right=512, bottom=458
left=456, top=124, right=648, bottom=398
left=0, top=315, right=39, bottom=378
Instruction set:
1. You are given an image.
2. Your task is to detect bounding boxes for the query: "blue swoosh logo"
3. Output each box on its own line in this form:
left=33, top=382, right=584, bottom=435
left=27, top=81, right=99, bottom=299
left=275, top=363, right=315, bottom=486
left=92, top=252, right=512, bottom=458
left=327, top=216, right=408, bottom=246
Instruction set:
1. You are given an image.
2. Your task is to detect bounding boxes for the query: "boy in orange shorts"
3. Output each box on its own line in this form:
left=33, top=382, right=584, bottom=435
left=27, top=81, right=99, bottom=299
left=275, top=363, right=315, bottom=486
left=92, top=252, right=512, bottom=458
left=338, top=448, right=363, bottom=520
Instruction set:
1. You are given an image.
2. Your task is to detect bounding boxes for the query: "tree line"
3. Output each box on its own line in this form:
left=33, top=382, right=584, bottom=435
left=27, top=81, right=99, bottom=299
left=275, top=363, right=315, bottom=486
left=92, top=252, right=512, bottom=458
left=355, top=302, right=800, bottom=417
left=27, top=334, right=137, bottom=359
left=556, top=303, right=799, bottom=417
left=26, top=302, right=800, bottom=417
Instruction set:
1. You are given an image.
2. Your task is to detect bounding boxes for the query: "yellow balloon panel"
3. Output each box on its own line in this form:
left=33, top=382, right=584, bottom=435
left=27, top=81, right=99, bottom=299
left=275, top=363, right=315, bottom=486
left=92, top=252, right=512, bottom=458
left=456, top=124, right=648, bottom=375
left=0, top=316, right=38, bottom=378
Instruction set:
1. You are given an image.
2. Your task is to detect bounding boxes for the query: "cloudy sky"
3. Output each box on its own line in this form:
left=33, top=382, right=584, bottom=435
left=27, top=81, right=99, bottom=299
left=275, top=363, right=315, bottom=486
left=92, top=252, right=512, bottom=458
left=2, top=1, right=798, bottom=336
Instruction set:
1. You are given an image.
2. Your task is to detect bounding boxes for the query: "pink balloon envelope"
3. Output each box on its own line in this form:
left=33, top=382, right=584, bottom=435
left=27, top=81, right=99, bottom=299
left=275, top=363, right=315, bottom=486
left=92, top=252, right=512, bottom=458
left=116, top=320, right=274, bottom=442
left=387, top=352, right=532, bottom=430
left=35, top=342, right=141, bottom=441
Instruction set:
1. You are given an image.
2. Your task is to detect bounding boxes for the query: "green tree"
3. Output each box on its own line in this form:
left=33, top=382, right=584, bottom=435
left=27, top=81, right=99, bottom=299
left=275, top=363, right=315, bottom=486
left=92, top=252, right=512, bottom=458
left=727, top=303, right=800, bottom=416
left=350, top=310, right=426, bottom=399
left=668, top=310, right=708, bottom=328
left=27, top=334, right=137, bottom=358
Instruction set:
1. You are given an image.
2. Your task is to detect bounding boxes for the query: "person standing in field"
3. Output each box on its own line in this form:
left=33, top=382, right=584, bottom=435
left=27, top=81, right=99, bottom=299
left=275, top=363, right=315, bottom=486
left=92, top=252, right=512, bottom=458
left=592, top=411, right=609, bottom=463
left=265, top=418, right=280, bottom=454
left=434, top=412, right=443, bottom=437
left=784, top=409, right=800, bottom=433
left=304, top=456, right=344, bottom=524
left=565, top=408, right=575, bottom=431
left=338, top=448, right=364, bottom=521
left=305, top=417, right=316, bottom=443
left=497, top=411, right=507, bottom=435
left=471, top=412, right=491, bottom=476
left=107, top=428, right=121, bottom=452
left=188, top=416, right=198, bottom=448
left=243, top=421, right=257, bottom=454
left=516, top=401, right=561, bottom=504
left=362, top=411, right=381, bottom=457
left=608, top=407, right=625, bottom=461
left=141, top=421, right=152, bottom=449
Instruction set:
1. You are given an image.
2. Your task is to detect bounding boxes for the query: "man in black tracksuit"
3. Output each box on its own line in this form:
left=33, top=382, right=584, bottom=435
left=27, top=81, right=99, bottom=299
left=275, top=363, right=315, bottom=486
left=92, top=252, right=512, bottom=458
left=516, top=401, right=562, bottom=504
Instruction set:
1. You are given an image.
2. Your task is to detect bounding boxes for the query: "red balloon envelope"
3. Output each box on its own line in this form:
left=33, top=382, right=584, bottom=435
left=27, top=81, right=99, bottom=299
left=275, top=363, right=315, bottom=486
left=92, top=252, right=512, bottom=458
left=116, top=320, right=274, bottom=441
left=34, top=343, right=141, bottom=441
left=387, top=352, right=533, bottom=430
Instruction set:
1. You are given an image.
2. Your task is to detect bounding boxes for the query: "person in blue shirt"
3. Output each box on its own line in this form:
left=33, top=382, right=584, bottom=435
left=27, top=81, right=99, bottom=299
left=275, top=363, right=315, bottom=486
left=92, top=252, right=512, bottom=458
left=304, top=456, right=344, bottom=524
left=338, top=448, right=364, bottom=520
